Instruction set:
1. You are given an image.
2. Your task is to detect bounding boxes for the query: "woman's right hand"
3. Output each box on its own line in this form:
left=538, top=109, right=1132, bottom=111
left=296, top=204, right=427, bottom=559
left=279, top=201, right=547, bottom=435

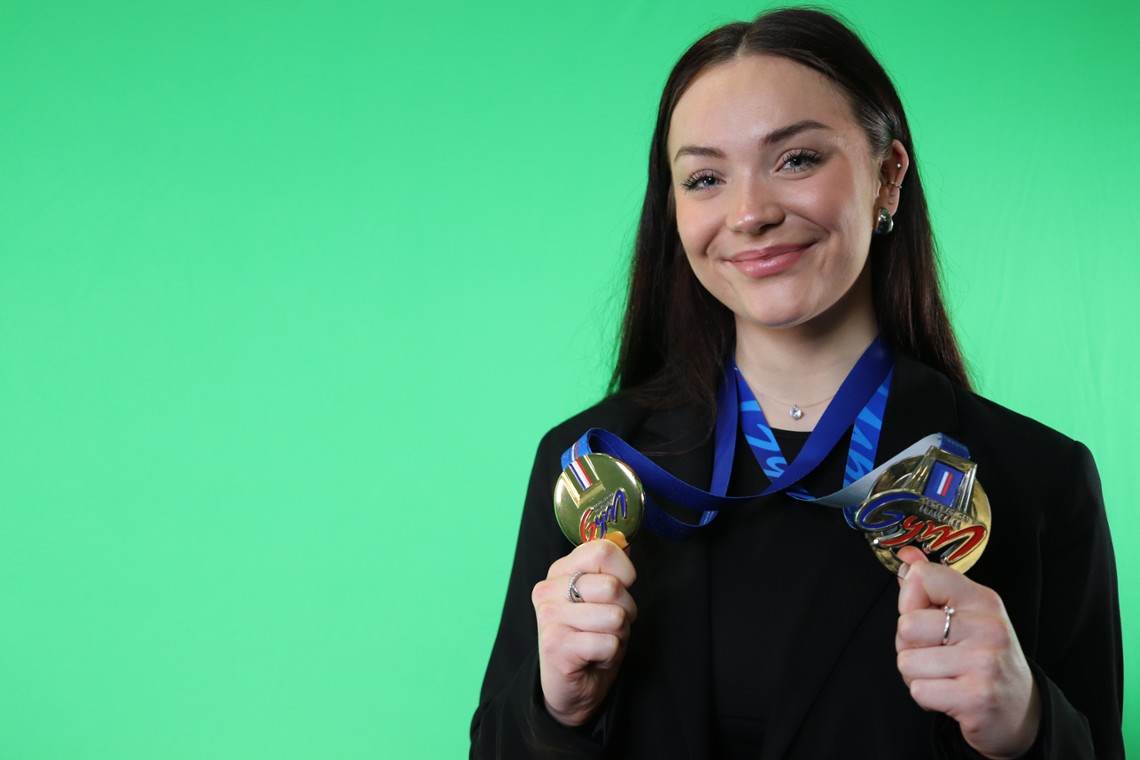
left=531, top=538, right=638, bottom=727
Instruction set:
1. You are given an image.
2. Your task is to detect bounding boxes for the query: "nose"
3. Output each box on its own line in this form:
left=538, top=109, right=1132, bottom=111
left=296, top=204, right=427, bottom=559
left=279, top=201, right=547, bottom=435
left=727, top=179, right=783, bottom=234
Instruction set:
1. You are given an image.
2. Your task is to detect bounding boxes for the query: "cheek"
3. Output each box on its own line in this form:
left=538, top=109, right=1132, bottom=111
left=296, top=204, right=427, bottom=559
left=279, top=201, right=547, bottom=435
left=791, top=183, right=851, bottom=227
left=674, top=216, right=723, bottom=294
left=792, top=184, right=873, bottom=262
left=674, top=200, right=719, bottom=259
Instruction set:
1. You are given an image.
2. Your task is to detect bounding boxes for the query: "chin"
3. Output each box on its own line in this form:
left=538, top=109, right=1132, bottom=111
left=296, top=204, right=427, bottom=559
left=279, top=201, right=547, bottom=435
left=738, top=311, right=815, bottom=332
left=734, top=297, right=818, bottom=330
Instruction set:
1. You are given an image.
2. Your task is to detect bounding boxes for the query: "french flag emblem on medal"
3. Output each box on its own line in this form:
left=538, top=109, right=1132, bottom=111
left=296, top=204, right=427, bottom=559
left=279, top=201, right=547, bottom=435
left=852, top=445, right=992, bottom=574
left=922, top=461, right=962, bottom=508
left=569, top=458, right=594, bottom=490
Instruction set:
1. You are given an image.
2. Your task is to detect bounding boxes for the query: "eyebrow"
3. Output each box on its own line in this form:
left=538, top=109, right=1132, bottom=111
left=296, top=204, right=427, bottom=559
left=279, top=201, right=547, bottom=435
left=671, top=119, right=832, bottom=164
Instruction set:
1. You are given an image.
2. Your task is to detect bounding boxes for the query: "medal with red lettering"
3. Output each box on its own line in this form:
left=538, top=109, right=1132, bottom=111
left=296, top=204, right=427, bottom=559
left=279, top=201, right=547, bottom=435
left=553, top=453, right=645, bottom=548
left=853, top=445, right=991, bottom=573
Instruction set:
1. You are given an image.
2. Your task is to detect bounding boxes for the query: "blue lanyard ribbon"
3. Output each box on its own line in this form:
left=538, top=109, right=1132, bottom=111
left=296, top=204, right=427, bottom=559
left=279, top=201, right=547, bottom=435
left=732, top=362, right=891, bottom=526
left=562, top=336, right=970, bottom=540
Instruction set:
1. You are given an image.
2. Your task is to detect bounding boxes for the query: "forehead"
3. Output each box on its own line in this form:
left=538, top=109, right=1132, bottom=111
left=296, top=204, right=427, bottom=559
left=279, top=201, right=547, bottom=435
left=668, top=54, right=861, bottom=151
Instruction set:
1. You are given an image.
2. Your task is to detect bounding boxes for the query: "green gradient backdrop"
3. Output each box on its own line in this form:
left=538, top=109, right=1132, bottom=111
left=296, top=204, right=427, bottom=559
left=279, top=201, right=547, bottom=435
left=1, top=1, right=1136, bottom=756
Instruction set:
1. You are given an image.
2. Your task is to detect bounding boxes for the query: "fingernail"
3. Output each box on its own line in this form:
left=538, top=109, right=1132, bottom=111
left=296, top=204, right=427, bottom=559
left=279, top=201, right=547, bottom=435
left=896, top=562, right=909, bottom=580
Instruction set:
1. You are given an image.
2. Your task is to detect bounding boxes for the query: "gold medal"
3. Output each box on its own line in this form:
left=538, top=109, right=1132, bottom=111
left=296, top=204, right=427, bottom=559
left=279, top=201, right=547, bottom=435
left=553, top=453, right=645, bottom=548
left=853, top=446, right=991, bottom=574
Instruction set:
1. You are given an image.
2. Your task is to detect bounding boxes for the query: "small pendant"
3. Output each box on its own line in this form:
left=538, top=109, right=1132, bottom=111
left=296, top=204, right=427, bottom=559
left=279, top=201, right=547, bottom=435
left=789, top=404, right=804, bottom=421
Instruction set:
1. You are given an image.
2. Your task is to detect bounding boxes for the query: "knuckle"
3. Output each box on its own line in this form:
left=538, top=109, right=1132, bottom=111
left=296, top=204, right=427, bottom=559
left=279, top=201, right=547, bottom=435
left=531, top=580, right=547, bottom=607
left=601, top=633, right=621, bottom=661
left=908, top=679, right=926, bottom=704
left=598, top=574, right=622, bottom=599
left=587, top=538, right=616, bottom=560
left=896, top=613, right=917, bottom=641
left=546, top=553, right=574, bottom=580
left=572, top=539, right=598, bottom=556
left=532, top=579, right=560, bottom=608
left=976, top=587, right=1003, bottom=614
left=535, top=601, right=560, bottom=629
left=606, top=605, right=628, bottom=630
left=990, top=624, right=1012, bottom=650
left=598, top=537, right=619, bottom=556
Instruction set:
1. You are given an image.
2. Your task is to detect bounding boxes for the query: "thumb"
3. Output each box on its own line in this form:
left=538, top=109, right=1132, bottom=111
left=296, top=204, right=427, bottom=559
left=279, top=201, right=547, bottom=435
left=896, top=545, right=932, bottom=613
left=896, top=545, right=928, bottom=577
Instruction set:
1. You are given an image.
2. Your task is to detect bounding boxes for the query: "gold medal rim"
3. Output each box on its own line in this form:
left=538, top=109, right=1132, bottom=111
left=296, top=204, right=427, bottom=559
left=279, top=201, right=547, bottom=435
left=862, top=454, right=992, bottom=574
left=553, top=452, right=646, bottom=547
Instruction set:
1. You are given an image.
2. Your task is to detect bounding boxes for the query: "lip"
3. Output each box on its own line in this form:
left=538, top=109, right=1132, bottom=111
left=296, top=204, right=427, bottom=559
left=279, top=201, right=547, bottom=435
left=724, top=243, right=812, bottom=278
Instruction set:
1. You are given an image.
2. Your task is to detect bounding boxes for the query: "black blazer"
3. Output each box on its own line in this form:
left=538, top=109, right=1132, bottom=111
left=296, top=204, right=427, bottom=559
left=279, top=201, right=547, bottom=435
left=472, top=354, right=1123, bottom=759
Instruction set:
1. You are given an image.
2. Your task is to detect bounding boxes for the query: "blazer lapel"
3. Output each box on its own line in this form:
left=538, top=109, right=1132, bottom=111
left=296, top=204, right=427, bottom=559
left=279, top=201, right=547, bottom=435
left=759, top=353, right=961, bottom=758
left=875, top=353, right=961, bottom=468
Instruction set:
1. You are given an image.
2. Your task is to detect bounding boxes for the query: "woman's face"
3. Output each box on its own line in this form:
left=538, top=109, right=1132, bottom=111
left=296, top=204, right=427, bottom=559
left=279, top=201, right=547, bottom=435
left=667, top=54, right=901, bottom=337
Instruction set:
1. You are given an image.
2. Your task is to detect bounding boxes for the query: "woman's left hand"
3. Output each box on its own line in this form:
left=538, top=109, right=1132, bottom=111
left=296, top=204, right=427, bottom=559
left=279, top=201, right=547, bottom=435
left=895, top=545, right=1040, bottom=759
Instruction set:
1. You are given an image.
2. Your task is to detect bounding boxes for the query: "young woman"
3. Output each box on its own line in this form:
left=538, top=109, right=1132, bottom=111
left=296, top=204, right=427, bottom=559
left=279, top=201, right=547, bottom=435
left=471, top=9, right=1122, bottom=758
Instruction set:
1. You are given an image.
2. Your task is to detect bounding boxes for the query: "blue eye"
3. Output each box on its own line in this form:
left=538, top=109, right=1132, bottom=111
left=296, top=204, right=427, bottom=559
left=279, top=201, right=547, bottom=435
left=780, top=149, right=823, bottom=172
left=680, top=171, right=721, bottom=191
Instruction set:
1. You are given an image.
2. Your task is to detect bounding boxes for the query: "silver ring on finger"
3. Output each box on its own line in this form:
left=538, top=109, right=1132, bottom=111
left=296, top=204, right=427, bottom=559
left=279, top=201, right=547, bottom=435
left=567, top=570, right=585, bottom=603
left=941, top=605, right=956, bottom=646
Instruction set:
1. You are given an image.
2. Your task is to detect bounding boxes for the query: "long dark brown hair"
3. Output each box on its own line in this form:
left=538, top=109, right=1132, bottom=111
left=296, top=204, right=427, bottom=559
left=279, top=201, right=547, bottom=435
left=611, top=7, right=969, bottom=415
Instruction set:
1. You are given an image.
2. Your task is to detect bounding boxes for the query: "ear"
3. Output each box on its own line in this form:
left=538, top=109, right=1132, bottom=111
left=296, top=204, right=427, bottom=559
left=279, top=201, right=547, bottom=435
left=877, top=140, right=910, bottom=216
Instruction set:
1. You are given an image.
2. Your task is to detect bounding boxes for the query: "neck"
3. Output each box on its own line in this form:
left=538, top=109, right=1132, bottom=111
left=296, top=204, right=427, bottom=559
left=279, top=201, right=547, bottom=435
left=734, top=308, right=879, bottom=430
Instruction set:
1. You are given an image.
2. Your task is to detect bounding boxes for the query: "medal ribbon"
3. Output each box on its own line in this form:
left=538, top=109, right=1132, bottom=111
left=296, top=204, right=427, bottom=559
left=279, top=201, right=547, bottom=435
left=563, top=336, right=969, bottom=540
left=733, top=362, right=891, bottom=526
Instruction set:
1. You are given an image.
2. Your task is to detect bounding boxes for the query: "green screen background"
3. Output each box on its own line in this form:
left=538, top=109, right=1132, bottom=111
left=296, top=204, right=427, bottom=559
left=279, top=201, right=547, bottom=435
left=2, top=1, right=1136, bottom=756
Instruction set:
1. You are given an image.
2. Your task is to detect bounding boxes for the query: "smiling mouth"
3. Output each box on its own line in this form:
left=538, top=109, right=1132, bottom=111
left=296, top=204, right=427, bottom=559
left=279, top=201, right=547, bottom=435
left=725, top=243, right=812, bottom=277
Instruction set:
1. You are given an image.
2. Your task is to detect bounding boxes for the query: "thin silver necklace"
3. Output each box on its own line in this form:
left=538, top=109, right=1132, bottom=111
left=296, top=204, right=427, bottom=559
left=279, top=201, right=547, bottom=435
left=755, top=390, right=837, bottom=421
